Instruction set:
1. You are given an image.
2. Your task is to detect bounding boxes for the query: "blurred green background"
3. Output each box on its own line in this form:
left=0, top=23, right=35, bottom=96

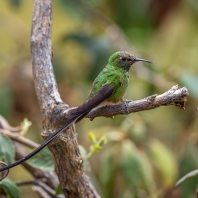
left=0, top=0, right=198, bottom=197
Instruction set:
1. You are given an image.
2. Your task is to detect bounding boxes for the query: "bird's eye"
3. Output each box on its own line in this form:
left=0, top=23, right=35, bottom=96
left=127, top=58, right=131, bottom=61
left=121, top=57, right=126, bottom=61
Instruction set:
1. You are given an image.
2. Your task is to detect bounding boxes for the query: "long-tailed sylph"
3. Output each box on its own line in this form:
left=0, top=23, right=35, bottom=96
left=0, top=51, right=151, bottom=173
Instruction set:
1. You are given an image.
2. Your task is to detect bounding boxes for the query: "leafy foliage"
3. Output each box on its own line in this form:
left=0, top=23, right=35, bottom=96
left=121, top=140, right=156, bottom=197
left=27, top=148, right=54, bottom=171
left=55, top=183, right=62, bottom=195
left=0, top=135, right=15, bottom=165
left=0, top=179, right=21, bottom=198
left=148, top=138, right=178, bottom=187
left=20, top=118, right=32, bottom=136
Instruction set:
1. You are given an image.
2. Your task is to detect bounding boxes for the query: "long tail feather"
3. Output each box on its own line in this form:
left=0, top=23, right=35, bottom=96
left=0, top=83, right=114, bottom=173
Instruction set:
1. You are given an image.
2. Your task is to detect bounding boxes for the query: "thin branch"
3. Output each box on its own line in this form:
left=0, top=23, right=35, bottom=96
left=32, top=185, right=51, bottom=198
left=0, top=115, right=20, bottom=132
left=16, top=181, right=62, bottom=197
left=0, top=114, right=38, bottom=151
left=0, top=128, right=39, bottom=148
left=86, top=85, right=189, bottom=120
left=16, top=179, right=60, bottom=197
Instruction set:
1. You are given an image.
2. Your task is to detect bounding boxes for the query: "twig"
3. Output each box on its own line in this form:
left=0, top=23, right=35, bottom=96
left=32, top=185, right=51, bottom=198
left=17, top=179, right=59, bottom=197
left=0, top=129, right=39, bottom=148
left=86, top=85, right=189, bottom=120
left=0, top=115, right=21, bottom=132
left=17, top=180, right=64, bottom=198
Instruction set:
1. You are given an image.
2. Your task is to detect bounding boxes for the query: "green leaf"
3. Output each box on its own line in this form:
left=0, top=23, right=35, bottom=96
left=20, top=118, right=32, bottom=135
left=177, top=145, right=198, bottom=198
left=86, top=133, right=107, bottom=160
left=120, top=140, right=156, bottom=197
left=99, top=148, right=116, bottom=186
left=27, top=148, right=54, bottom=171
left=148, top=138, right=178, bottom=187
left=79, top=145, right=91, bottom=171
left=55, top=183, right=62, bottom=195
left=0, top=135, right=15, bottom=164
left=121, top=116, right=147, bottom=144
left=0, top=179, right=21, bottom=198
left=180, top=73, right=198, bottom=99
left=79, top=145, right=87, bottom=159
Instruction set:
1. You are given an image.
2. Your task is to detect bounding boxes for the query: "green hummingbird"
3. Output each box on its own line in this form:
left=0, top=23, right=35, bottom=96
left=0, top=51, right=151, bottom=173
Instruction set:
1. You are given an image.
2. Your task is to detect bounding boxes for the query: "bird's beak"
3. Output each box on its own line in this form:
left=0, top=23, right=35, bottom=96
left=135, top=57, right=152, bottom=64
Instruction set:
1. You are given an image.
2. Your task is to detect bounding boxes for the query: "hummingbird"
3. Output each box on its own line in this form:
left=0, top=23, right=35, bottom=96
left=0, top=51, right=151, bottom=173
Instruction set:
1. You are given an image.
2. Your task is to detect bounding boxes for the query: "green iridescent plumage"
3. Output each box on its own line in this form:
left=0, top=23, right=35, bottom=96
left=87, top=51, right=150, bottom=103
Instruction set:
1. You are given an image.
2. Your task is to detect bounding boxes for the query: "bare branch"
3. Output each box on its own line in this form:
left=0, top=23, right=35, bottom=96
left=32, top=185, right=51, bottom=198
left=0, top=128, right=39, bottom=148
left=86, top=85, right=189, bottom=120
left=0, top=115, right=21, bottom=132
left=16, top=180, right=64, bottom=198
left=31, top=0, right=64, bottom=116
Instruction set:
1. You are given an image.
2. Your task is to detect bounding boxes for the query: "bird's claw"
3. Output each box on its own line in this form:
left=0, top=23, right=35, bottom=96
left=124, top=99, right=132, bottom=114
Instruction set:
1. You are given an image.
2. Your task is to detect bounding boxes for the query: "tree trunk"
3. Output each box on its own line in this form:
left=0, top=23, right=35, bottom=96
left=31, top=0, right=100, bottom=197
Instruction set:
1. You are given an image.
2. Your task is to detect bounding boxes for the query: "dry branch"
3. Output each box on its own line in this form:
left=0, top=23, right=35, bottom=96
left=0, top=129, right=39, bottom=148
left=86, top=85, right=189, bottom=120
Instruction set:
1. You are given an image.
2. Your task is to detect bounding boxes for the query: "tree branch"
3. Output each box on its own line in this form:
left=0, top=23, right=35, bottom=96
left=0, top=129, right=39, bottom=148
left=31, top=0, right=63, bottom=115
left=86, top=85, right=189, bottom=120
left=32, top=185, right=51, bottom=198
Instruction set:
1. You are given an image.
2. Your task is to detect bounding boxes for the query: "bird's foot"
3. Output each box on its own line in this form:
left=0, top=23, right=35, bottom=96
left=65, top=107, right=77, bottom=119
left=124, top=99, right=132, bottom=114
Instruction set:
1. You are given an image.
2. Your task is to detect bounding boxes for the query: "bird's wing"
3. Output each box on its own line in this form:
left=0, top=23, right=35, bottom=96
left=67, top=83, right=114, bottom=120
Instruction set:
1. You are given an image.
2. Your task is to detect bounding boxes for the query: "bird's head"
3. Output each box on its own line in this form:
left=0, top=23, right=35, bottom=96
left=109, top=51, right=151, bottom=72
